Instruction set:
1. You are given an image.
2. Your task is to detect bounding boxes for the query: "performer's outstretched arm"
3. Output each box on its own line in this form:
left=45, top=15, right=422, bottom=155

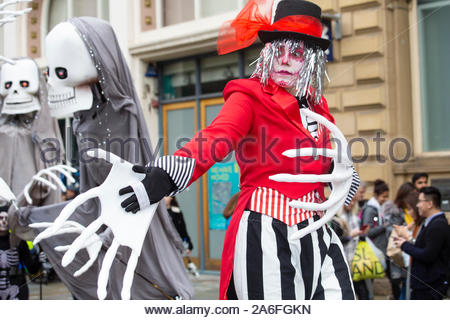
left=120, top=91, right=255, bottom=213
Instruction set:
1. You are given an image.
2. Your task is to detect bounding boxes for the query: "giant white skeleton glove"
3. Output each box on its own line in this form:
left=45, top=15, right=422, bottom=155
left=23, top=165, right=77, bottom=204
left=270, top=108, right=359, bottom=240
left=32, top=149, right=159, bottom=300
left=0, top=0, right=32, bottom=27
left=0, top=177, right=16, bottom=206
left=30, top=221, right=102, bottom=277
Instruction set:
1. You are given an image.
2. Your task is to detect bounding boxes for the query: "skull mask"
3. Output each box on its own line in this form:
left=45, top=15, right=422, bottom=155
left=0, top=211, right=8, bottom=234
left=45, top=22, right=98, bottom=119
left=0, top=59, right=41, bottom=115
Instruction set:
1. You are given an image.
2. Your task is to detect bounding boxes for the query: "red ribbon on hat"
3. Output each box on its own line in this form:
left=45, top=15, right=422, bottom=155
left=217, top=0, right=323, bottom=55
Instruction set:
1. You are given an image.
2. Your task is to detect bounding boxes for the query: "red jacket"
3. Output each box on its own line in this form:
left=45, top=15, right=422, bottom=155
left=174, top=78, right=335, bottom=299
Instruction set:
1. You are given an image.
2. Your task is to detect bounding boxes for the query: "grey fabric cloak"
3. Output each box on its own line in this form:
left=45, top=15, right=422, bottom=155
left=0, top=57, right=63, bottom=207
left=15, top=17, right=194, bottom=300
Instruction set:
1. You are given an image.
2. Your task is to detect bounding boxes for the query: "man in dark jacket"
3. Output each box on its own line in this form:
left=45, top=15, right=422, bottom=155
left=394, top=186, right=450, bottom=299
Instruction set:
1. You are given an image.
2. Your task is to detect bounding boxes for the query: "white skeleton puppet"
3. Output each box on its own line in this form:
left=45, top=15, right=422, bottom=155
left=25, top=17, right=193, bottom=300
left=0, top=58, right=67, bottom=208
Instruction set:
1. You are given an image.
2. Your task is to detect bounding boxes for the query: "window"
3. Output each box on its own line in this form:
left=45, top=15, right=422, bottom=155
left=418, top=0, right=450, bottom=151
left=200, top=53, right=239, bottom=94
left=163, top=0, right=243, bottom=26
left=48, top=0, right=109, bottom=32
left=163, top=0, right=195, bottom=26
left=200, top=0, right=239, bottom=18
left=162, top=59, right=196, bottom=99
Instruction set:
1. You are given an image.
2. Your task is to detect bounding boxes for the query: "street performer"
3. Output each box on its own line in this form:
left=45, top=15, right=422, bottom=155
left=120, top=0, right=360, bottom=300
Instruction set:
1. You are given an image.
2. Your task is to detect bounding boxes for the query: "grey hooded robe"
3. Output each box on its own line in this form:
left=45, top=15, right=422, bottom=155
left=0, top=57, right=63, bottom=207
left=15, top=17, right=194, bottom=299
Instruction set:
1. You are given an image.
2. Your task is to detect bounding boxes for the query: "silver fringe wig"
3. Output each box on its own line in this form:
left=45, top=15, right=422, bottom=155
left=251, top=39, right=329, bottom=105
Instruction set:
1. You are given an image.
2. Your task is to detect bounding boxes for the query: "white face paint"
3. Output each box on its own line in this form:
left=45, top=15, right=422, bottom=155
left=0, top=59, right=41, bottom=115
left=270, top=42, right=305, bottom=92
left=45, top=22, right=98, bottom=119
left=0, top=211, right=8, bottom=233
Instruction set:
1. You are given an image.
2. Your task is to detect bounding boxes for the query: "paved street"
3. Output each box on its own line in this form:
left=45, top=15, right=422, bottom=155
left=28, top=272, right=220, bottom=300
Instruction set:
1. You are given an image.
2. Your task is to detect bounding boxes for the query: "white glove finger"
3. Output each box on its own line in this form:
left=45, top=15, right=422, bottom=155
left=289, top=188, right=348, bottom=211
left=97, top=238, right=120, bottom=300
left=301, top=109, right=345, bottom=141
left=0, top=177, right=16, bottom=202
left=282, top=148, right=337, bottom=159
left=121, top=250, right=139, bottom=300
left=23, top=182, right=33, bottom=204
left=29, top=222, right=54, bottom=229
left=30, top=221, right=82, bottom=233
left=54, top=245, right=70, bottom=252
left=87, top=148, right=124, bottom=165
left=61, top=218, right=103, bottom=267
left=34, top=188, right=98, bottom=245
left=58, top=164, right=78, bottom=173
left=60, top=220, right=84, bottom=229
left=50, top=226, right=83, bottom=236
left=301, top=109, right=351, bottom=163
left=40, top=170, right=66, bottom=190
left=51, top=166, right=76, bottom=184
left=290, top=203, right=343, bottom=241
left=33, top=176, right=58, bottom=190
left=73, top=241, right=102, bottom=277
left=52, top=187, right=99, bottom=227
left=0, top=0, right=32, bottom=10
left=269, top=171, right=352, bottom=184
left=0, top=8, right=30, bottom=15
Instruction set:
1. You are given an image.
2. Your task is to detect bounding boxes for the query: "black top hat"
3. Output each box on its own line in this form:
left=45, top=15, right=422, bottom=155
left=258, top=0, right=330, bottom=50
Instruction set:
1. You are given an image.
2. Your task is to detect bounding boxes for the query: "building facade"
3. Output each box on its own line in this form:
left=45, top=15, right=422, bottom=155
left=2, top=0, right=449, bottom=271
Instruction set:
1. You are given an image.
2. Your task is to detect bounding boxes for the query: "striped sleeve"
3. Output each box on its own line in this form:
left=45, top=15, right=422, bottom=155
left=150, top=156, right=196, bottom=196
left=345, top=166, right=360, bottom=206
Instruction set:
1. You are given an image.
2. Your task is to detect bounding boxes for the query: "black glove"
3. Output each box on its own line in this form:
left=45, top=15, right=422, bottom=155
left=119, top=165, right=177, bottom=214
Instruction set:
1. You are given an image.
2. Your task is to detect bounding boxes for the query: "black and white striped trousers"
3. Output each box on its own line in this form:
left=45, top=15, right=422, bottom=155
left=230, top=210, right=355, bottom=300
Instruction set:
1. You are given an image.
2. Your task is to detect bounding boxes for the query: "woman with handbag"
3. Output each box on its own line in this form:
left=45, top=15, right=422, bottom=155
left=385, top=182, right=419, bottom=299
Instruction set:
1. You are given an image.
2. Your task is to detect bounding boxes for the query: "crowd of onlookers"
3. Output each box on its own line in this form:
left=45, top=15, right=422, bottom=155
left=332, top=173, right=450, bottom=300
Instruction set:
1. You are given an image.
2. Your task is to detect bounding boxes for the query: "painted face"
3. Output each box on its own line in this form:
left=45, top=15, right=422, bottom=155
left=270, top=42, right=305, bottom=90
left=0, top=211, right=8, bottom=233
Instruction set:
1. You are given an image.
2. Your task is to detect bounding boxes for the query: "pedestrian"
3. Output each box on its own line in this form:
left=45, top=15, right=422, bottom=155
left=361, top=179, right=389, bottom=252
left=164, top=196, right=199, bottom=277
left=412, top=173, right=428, bottom=191
left=356, top=181, right=368, bottom=211
left=331, top=198, right=370, bottom=299
left=384, top=182, right=418, bottom=299
left=394, top=186, right=450, bottom=299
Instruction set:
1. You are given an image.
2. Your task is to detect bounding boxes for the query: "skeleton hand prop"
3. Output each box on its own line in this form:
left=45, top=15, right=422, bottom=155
left=23, top=165, right=77, bottom=205
left=0, top=0, right=32, bottom=27
left=30, top=221, right=102, bottom=277
left=0, top=177, right=16, bottom=207
left=32, top=149, right=159, bottom=300
left=270, top=108, right=356, bottom=240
